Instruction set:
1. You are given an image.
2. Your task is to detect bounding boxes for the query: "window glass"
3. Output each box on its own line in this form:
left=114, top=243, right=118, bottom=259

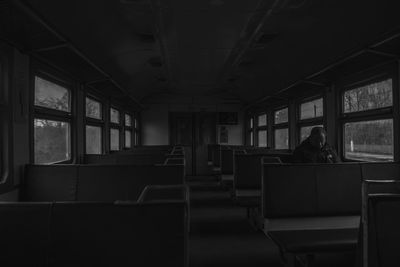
left=274, top=128, right=289, bottom=149
left=258, top=114, right=267, bottom=127
left=125, top=114, right=132, bottom=127
left=274, top=108, right=288, bottom=124
left=300, top=98, right=323, bottom=120
left=34, top=76, right=70, bottom=112
left=257, top=130, right=267, bottom=147
left=249, top=118, right=253, bottom=129
left=110, top=128, right=120, bottom=150
left=110, top=108, right=120, bottom=124
left=343, top=79, right=392, bottom=113
left=34, top=119, right=70, bottom=163
left=134, top=118, right=138, bottom=129
left=300, top=125, right=324, bottom=142
left=135, top=132, right=139, bottom=146
left=344, top=119, right=393, bottom=162
left=86, top=98, right=102, bottom=119
left=250, top=131, right=253, bottom=146
left=125, top=130, right=132, bottom=148
left=86, top=125, right=102, bottom=154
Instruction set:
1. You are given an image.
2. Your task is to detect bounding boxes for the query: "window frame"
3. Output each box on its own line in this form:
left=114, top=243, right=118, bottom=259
left=84, top=94, right=104, bottom=155
left=339, top=74, right=395, bottom=162
left=31, top=70, right=75, bottom=164
left=109, top=106, right=122, bottom=151
left=272, top=106, right=289, bottom=149
left=134, top=113, right=140, bottom=146
left=297, top=95, right=325, bottom=144
left=247, top=115, right=254, bottom=146
left=124, top=112, right=133, bottom=149
left=256, top=113, right=268, bottom=147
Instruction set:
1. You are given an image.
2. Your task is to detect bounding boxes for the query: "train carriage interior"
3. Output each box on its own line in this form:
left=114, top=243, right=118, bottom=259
left=1, top=0, right=400, bottom=266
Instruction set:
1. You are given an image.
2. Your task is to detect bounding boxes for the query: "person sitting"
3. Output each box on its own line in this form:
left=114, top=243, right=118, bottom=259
left=293, top=126, right=340, bottom=163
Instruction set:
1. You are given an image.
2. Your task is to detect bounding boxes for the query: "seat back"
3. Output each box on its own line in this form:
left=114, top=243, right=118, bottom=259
left=234, top=154, right=280, bottom=190
left=0, top=202, right=52, bottom=266
left=50, top=201, right=188, bottom=267
left=262, top=163, right=362, bottom=218
left=366, top=194, right=400, bottom=267
left=24, top=164, right=184, bottom=202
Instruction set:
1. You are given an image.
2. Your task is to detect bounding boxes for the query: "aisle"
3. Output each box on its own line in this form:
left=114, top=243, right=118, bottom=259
left=188, top=180, right=282, bottom=267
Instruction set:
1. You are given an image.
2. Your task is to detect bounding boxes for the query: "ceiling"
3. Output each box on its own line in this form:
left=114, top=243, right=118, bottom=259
left=3, top=0, right=400, bottom=108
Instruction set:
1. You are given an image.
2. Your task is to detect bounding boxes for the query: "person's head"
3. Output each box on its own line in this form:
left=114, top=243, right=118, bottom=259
left=309, top=127, right=326, bottom=149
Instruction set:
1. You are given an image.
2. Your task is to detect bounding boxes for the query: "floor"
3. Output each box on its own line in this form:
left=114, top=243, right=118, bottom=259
left=187, top=176, right=357, bottom=267
left=188, top=177, right=282, bottom=267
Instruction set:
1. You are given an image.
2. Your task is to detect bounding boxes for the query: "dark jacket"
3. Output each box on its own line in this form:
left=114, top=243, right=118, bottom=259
left=293, top=138, right=340, bottom=163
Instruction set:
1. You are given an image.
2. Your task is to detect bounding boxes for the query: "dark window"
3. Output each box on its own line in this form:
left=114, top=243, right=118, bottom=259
left=86, top=97, right=102, bottom=120
left=300, top=98, right=323, bottom=120
left=297, top=97, right=324, bottom=144
left=110, top=108, right=120, bottom=124
left=34, top=75, right=72, bottom=163
left=274, top=128, right=289, bottom=149
left=342, top=78, right=394, bottom=162
left=125, top=130, right=132, bottom=148
left=125, top=114, right=132, bottom=127
left=344, top=119, right=393, bottom=161
left=34, top=76, right=70, bottom=112
left=257, top=130, right=267, bottom=147
left=256, top=114, right=267, bottom=147
left=34, top=119, right=70, bottom=163
left=343, top=79, right=392, bottom=113
left=86, top=125, right=102, bottom=154
left=274, top=108, right=288, bottom=124
left=273, top=107, right=289, bottom=149
left=110, top=128, right=120, bottom=151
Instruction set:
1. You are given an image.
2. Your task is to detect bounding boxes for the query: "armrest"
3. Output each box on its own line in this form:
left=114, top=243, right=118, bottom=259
left=137, top=184, right=190, bottom=203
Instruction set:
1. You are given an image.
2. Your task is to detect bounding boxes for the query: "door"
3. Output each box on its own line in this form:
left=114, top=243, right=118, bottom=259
left=169, top=112, right=216, bottom=176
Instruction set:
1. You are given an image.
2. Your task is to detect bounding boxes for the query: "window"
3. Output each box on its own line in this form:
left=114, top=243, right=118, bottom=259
left=134, top=116, right=140, bottom=146
left=109, top=107, right=121, bottom=151
left=85, top=96, right=103, bottom=154
left=110, top=108, right=120, bottom=124
left=34, top=76, right=70, bottom=112
left=343, top=79, right=392, bottom=113
left=274, top=128, right=289, bottom=149
left=125, top=130, right=132, bottom=148
left=124, top=113, right=133, bottom=148
left=258, top=130, right=267, bottom=147
left=256, top=113, right=267, bottom=147
left=274, top=108, right=288, bottom=124
left=86, top=97, right=102, bottom=119
left=341, top=78, right=394, bottom=162
left=125, top=114, right=132, bottom=127
left=298, top=97, right=324, bottom=144
left=247, top=116, right=254, bottom=146
left=300, top=98, right=323, bottom=120
left=34, top=76, right=72, bottom=163
left=110, top=128, right=120, bottom=151
left=273, top=107, right=289, bottom=149
left=344, top=119, right=393, bottom=162
left=86, top=125, right=102, bottom=154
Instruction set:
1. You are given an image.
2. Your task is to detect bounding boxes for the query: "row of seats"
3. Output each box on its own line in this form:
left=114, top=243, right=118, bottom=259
left=1, top=187, right=189, bottom=267
left=84, top=145, right=184, bottom=165
left=259, top=162, right=400, bottom=266
left=23, top=163, right=185, bottom=201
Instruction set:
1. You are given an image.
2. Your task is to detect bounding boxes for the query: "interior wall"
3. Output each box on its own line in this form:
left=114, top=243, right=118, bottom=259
left=141, top=103, right=244, bottom=146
